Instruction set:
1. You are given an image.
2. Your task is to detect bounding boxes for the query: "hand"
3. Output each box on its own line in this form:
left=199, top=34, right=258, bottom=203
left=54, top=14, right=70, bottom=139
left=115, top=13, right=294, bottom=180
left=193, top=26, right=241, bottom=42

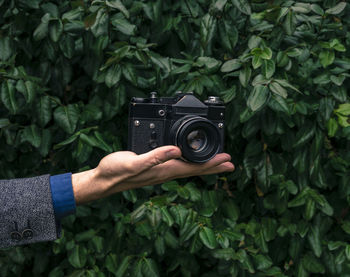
left=72, top=146, right=234, bottom=205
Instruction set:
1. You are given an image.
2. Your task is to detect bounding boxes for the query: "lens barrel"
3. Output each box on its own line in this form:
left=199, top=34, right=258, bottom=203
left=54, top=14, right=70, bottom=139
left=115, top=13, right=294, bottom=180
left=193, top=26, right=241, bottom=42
left=170, top=115, right=221, bottom=163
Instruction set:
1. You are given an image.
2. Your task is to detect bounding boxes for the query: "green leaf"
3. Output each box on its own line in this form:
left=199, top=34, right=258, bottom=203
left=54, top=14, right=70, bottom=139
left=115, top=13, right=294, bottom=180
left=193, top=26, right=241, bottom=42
left=262, top=59, right=275, bottom=79
left=106, top=253, right=118, bottom=273
left=142, top=258, right=159, bottom=277
left=59, top=35, right=75, bottom=59
left=327, top=118, right=338, bottom=137
left=288, top=188, right=310, bottom=207
left=239, top=65, right=251, bottom=88
left=253, top=254, right=273, bottom=270
left=53, top=133, right=79, bottom=150
left=292, top=3, right=311, bottom=13
left=33, top=13, right=51, bottom=41
left=262, top=218, right=277, bottom=242
left=161, top=181, right=179, bottom=191
left=200, top=14, right=217, bottom=54
left=160, top=207, right=174, bottom=227
left=212, top=248, right=235, bottom=260
left=164, top=230, right=179, bottom=249
left=105, top=65, right=122, bottom=88
left=131, top=204, right=147, bottom=222
left=222, top=199, right=240, bottom=221
left=1, top=80, right=18, bottom=114
left=184, top=183, right=201, bottom=202
left=302, top=253, right=325, bottom=273
left=247, top=85, right=269, bottom=111
left=336, top=115, right=350, bottom=128
left=330, top=75, right=345, bottom=86
left=252, top=55, right=262, bottom=69
left=325, top=2, right=347, bottom=15
left=283, top=10, right=295, bottom=35
left=0, top=118, right=10, bottom=128
left=54, top=104, right=79, bottom=134
left=307, top=226, right=322, bottom=257
left=268, top=93, right=290, bottom=114
left=75, top=230, right=96, bottom=242
left=132, top=259, right=143, bottom=277
left=68, top=245, right=87, bottom=269
left=269, top=81, right=288, bottom=98
left=231, top=0, right=251, bottom=15
left=311, top=4, right=324, bottom=15
left=248, top=35, right=262, bottom=49
left=219, top=21, right=238, bottom=52
left=237, top=249, right=255, bottom=273
left=220, top=86, right=236, bottom=103
left=346, top=245, right=350, bottom=260
left=0, top=37, right=12, bottom=61
left=221, top=59, right=241, bottom=72
left=36, top=96, right=52, bottom=127
left=319, top=50, right=335, bottom=68
left=335, top=103, right=350, bottom=116
left=81, top=104, right=102, bottom=123
left=106, top=0, right=130, bottom=18
left=199, top=227, right=218, bottom=249
left=293, top=123, right=315, bottom=148
left=116, top=256, right=132, bottom=277
left=23, top=81, right=36, bottom=104
left=260, top=47, right=272, bottom=60
left=49, top=20, right=63, bottom=42
left=91, top=9, right=109, bottom=37
left=22, top=125, right=41, bottom=148
left=93, top=131, right=113, bottom=152
left=170, top=205, right=188, bottom=228
left=155, top=236, right=165, bottom=256
left=274, top=79, right=301, bottom=93
left=112, top=16, right=137, bottom=36
left=341, top=221, right=350, bottom=235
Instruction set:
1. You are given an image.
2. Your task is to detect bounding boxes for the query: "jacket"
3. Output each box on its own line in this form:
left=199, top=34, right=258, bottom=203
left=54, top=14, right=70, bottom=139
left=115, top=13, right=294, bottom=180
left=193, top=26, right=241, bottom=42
left=0, top=175, right=60, bottom=248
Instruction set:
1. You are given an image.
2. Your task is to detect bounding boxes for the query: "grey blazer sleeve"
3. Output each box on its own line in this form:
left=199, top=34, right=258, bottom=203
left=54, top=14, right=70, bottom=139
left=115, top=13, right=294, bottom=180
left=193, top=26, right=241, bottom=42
left=0, top=174, right=60, bottom=248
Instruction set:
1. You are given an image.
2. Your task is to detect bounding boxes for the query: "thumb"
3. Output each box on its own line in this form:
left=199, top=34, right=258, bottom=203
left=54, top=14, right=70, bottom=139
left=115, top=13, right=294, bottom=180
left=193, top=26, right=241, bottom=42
left=134, top=146, right=182, bottom=172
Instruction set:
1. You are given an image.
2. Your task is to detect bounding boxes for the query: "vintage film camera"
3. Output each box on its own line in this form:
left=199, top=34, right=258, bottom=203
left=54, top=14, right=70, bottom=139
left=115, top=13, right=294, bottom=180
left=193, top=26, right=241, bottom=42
left=128, top=92, right=225, bottom=163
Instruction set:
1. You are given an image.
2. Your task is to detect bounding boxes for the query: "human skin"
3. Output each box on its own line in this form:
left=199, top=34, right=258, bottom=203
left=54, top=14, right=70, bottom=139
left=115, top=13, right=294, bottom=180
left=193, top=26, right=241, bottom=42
left=72, top=145, right=234, bottom=205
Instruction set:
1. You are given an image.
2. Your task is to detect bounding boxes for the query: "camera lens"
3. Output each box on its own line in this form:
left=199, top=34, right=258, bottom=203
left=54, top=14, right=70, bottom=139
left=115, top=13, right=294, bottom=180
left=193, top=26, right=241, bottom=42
left=187, top=130, right=207, bottom=152
left=170, top=115, right=222, bottom=163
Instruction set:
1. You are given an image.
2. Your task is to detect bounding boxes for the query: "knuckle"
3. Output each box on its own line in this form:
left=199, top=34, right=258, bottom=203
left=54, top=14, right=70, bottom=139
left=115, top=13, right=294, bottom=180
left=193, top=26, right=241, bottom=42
left=152, top=154, right=164, bottom=166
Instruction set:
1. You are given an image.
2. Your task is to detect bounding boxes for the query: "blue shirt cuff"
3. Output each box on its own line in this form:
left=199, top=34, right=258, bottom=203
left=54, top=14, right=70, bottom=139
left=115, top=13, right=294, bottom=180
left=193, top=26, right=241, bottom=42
left=50, top=173, right=76, bottom=220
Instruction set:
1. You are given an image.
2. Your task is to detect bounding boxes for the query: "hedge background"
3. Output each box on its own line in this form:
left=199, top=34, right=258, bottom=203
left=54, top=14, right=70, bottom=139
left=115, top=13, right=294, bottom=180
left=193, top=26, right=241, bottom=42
left=1, top=0, right=350, bottom=276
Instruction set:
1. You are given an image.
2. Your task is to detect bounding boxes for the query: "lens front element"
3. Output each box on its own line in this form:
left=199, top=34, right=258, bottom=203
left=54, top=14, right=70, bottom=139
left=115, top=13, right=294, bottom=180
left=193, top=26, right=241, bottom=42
left=187, top=130, right=207, bottom=152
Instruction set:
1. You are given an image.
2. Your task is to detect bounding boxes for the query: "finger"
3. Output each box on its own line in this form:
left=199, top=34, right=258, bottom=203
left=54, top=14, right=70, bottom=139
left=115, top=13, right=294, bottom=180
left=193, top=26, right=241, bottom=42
left=126, top=153, right=233, bottom=184
left=199, top=161, right=235, bottom=175
left=112, top=159, right=235, bottom=194
left=132, top=145, right=182, bottom=172
left=119, top=161, right=235, bottom=192
left=163, top=153, right=232, bottom=177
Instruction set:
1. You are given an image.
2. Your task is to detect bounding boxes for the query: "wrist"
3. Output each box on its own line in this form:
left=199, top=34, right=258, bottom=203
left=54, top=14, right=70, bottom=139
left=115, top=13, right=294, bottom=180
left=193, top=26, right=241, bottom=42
left=72, top=168, right=111, bottom=205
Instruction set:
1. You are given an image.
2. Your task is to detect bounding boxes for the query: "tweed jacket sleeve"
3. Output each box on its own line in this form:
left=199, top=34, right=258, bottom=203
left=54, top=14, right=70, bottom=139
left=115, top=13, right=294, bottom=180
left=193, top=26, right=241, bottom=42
left=0, top=174, right=60, bottom=248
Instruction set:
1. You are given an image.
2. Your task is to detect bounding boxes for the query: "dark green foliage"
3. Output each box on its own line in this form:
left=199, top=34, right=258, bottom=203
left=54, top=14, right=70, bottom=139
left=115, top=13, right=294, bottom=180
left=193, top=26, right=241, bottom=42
left=1, top=0, right=350, bottom=276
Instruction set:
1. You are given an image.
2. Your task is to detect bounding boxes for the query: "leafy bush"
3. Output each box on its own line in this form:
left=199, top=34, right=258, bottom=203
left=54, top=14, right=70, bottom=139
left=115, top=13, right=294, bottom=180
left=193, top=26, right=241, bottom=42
left=1, top=0, right=350, bottom=276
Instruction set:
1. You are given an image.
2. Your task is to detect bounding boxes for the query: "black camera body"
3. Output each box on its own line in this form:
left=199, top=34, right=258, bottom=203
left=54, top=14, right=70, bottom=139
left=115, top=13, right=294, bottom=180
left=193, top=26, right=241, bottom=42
left=128, top=92, right=225, bottom=163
